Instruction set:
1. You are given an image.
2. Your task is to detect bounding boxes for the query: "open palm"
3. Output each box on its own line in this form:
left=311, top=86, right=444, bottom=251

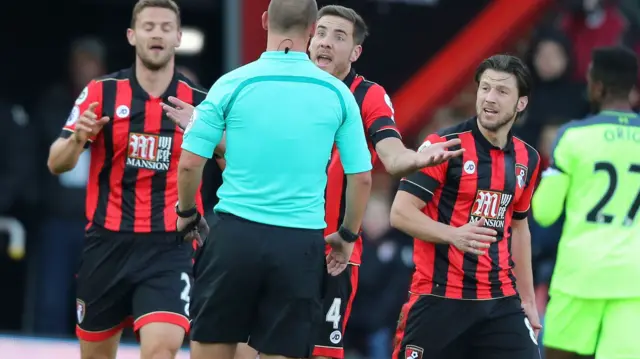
left=161, top=96, right=194, bottom=130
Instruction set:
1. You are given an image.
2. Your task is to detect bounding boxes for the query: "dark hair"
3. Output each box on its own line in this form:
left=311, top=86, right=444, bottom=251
left=318, top=5, right=369, bottom=45
left=474, top=54, right=532, bottom=97
left=131, top=0, right=181, bottom=28
left=268, top=0, right=318, bottom=33
left=591, top=46, right=638, bottom=98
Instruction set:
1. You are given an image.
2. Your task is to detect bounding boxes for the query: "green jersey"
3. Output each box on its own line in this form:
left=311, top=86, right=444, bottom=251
left=532, top=111, right=640, bottom=298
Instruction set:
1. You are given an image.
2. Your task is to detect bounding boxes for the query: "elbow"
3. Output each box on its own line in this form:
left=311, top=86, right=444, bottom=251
left=47, top=157, right=68, bottom=175
left=389, top=201, right=405, bottom=230
left=350, top=170, right=372, bottom=188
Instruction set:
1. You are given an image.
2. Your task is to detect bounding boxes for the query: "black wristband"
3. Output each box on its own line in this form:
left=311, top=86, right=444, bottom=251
left=175, top=203, right=198, bottom=218
left=338, top=226, right=360, bottom=243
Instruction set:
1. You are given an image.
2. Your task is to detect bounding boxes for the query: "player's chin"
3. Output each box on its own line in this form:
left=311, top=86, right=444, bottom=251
left=141, top=55, right=173, bottom=71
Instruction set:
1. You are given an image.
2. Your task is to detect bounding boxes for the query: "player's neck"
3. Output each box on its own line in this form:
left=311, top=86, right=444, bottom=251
left=477, top=120, right=512, bottom=149
left=335, top=65, right=352, bottom=81
left=599, top=99, right=633, bottom=113
left=266, top=33, right=309, bottom=54
left=135, top=57, right=175, bottom=98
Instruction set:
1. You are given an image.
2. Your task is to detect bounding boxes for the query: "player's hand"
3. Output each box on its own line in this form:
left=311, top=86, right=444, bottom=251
left=161, top=96, right=194, bottom=131
left=415, top=138, right=465, bottom=168
left=446, top=218, right=497, bottom=255
left=72, top=102, right=110, bottom=143
left=177, top=214, right=209, bottom=246
left=522, top=301, right=542, bottom=339
left=325, top=232, right=355, bottom=276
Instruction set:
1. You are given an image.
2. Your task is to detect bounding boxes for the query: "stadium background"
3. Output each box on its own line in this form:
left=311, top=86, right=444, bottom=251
left=1, top=0, right=639, bottom=357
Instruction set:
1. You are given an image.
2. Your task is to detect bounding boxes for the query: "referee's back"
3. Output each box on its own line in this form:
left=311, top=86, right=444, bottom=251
left=184, top=50, right=371, bottom=230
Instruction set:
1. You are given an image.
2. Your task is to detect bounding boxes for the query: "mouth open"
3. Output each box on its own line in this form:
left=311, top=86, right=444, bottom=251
left=315, top=54, right=332, bottom=67
left=150, top=45, right=165, bottom=51
left=483, top=108, right=499, bottom=116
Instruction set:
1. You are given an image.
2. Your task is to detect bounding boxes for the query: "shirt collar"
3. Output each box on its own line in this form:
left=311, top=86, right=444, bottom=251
left=260, top=51, right=310, bottom=61
left=127, top=66, right=179, bottom=100
left=343, top=68, right=357, bottom=88
left=471, top=117, right=514, bottom=153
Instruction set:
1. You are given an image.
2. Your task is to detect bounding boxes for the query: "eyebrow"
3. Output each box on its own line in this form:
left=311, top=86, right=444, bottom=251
left=317, top=25, right=348, bottom=36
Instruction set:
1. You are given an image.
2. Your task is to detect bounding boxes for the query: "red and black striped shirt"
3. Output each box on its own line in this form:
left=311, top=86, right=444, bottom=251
left=60, top=67, right=207, bottom=233
left=398, top=118, right=540, bottom=299
left=324, top=69, right=402, bottom=264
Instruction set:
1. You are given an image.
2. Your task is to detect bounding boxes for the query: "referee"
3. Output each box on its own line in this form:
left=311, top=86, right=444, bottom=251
left=174, top=1, right=372, bottom=359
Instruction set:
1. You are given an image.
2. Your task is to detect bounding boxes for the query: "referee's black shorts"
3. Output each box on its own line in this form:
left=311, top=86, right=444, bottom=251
left=190, top=212, right=326, bottom=358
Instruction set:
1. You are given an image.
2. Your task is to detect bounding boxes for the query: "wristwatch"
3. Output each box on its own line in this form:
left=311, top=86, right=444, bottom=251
left=338, top=226, right=360, bottom=243
left=175, top=202, right=198, bottom=218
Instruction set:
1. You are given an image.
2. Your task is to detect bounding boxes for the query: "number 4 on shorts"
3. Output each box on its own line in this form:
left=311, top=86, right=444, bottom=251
left=326, top=298, right=341, bottom=329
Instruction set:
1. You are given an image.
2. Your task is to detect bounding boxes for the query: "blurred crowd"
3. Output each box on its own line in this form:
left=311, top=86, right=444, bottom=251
left=0, top=0, right=638, bottom=358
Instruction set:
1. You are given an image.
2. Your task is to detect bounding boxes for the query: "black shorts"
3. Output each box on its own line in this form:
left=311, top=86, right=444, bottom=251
left=313, top=264, right=359, bottom=359
left=393, top=293, right=540, bottom=359
left=75, top=226, right=193, bottom=342
left=190, top=212, right=326, bottom=358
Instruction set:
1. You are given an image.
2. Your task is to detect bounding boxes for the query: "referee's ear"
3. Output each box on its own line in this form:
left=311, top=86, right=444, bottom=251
left=262, top=11, right=269, bottom=31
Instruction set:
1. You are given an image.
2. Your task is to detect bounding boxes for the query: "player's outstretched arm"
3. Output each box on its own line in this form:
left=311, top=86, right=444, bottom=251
left=390, top=191, right=497, bottom=256
left=376, top=137, right=464, bottom=177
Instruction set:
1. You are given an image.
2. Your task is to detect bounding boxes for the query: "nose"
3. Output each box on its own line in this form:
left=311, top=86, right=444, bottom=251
left=485, top=88, right=499, bottom=103
left=318, top=37, right=332, bottom=48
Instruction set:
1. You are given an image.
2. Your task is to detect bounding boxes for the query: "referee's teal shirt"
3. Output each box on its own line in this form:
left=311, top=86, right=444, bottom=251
left=182, top=51, right=372, bottom=230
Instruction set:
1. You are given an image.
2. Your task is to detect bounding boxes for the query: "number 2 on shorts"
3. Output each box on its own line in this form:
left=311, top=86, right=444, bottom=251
left=326, top=297, right=341, bottom=329
left=180, top=272, right=191, bottom=316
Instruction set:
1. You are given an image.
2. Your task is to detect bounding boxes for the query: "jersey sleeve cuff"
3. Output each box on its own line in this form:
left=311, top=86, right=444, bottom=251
left=398, top=172, right=439, bottom=203
left=343, top=162, right=373, bottom=175
left=512, top=210, right=529, bottom=220
left=367, top=117, right=401, bottom=147
left=181, top=136, right=215, bottom=159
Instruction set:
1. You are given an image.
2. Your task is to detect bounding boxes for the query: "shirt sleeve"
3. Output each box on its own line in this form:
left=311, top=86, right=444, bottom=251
left=181, top=78, right=230, bottom=159
left=361, top=84, right=402, bottom=147
left=60, top=80, right=102, bottom=148
left=335, top=88, right=373, bottom=174
left=548, top=123, right=573, bottom=174
left=513, top=149, right=541, bottom=220
left=397, top=133, right=447, bottom=203
left=532, top=126, right=572, bottom=226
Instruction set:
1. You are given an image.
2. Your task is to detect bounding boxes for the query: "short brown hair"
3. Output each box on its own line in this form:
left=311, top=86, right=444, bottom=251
left=268, top=0, right=318, bottom=33
left=131, top=0, right=181, bottom=28
left=318, top=5, right=368, bottom=45
left=475, top=54, right=532, bottom=97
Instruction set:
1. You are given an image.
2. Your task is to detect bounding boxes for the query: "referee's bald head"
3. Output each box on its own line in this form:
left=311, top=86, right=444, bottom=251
left=267, top=0, right=318, bottom=34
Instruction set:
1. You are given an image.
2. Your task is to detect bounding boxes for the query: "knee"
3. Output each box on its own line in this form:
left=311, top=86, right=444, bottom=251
left=82, top=355, right=113, bottom=359
left=141, top=336, right=181, bottom=359
left=141, top=343, right=179, bottom=359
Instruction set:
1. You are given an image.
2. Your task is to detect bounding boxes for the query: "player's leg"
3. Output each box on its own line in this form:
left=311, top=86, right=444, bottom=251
left=248, top=225, right=326, bottom=359
left=392, top=293, right=472, bottom=359
left=312, top=264, right=359, bottom=359
left=467, top=296, right=540, bottom=359
left=75, top=230, right=135, bottom=359
left=543, top=292, right=605, bottom=359
left=234, top=343, right=259, bottom=359
left=190, top=213, right=265, bottom=359
left=595, top=297, right=640, bottom=359
left=131, top=237, right=193, bottom=359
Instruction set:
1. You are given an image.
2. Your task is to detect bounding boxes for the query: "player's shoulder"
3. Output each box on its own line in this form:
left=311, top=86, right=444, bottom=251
left=434, top=118, right=475, bottom=139
left=513, top=135, right=541, bottom=162
left=176, top=73, right=207, bottom=96
left=93, top=68, right=131, bottom=85
left=552, top=114, right=614, bottom=145
left=355, top=75, right=389, bottom=99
